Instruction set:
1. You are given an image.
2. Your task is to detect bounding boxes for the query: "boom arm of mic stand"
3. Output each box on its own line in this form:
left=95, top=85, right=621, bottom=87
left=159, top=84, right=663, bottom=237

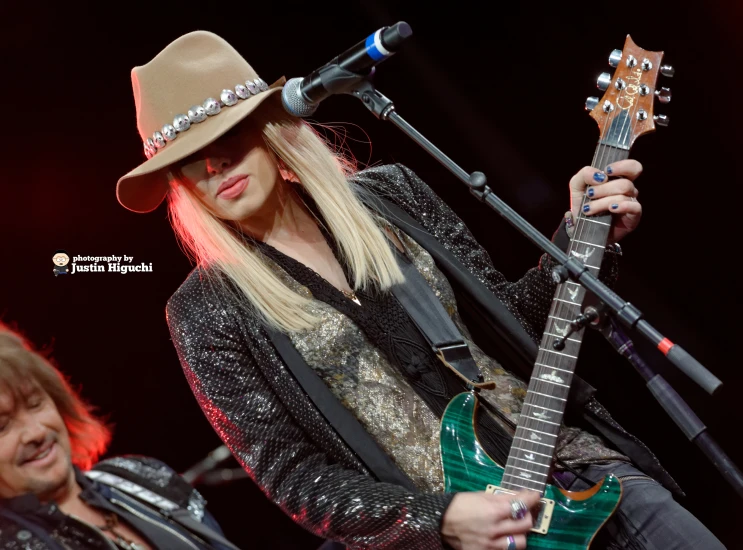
left=345, top=78, right=722, bottom=396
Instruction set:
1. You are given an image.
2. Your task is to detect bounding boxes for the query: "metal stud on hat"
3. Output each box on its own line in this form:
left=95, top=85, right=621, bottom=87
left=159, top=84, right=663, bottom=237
left=142, top=77, right=270, bottom=160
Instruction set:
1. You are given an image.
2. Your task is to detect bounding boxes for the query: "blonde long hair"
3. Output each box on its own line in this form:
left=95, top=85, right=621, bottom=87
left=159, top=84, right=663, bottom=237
left=167, top=98, right=404, bottom=333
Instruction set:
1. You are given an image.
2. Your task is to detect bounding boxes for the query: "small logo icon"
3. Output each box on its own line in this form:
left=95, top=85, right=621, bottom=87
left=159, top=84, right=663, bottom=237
left=53, top=250, right=70, bottom=277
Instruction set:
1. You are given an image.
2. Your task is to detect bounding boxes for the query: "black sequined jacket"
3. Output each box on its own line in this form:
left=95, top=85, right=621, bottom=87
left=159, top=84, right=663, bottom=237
left=0, top=456, right=231, bottom=550
left=166, top=164, right=679, bottom=550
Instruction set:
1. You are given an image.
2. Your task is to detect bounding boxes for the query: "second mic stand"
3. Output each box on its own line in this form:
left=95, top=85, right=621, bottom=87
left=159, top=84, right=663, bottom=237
left=598, top=315, right=743, bottom=499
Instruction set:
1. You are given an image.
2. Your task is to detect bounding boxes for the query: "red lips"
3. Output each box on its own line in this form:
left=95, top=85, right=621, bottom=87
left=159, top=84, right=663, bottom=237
left=216, top=174, right=249, bottom=197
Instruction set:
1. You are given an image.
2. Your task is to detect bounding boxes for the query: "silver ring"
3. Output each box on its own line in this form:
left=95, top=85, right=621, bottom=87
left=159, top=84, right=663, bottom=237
left=506, top=535, right=517, bottom=550
left=509, top=498, right=528, bottom=520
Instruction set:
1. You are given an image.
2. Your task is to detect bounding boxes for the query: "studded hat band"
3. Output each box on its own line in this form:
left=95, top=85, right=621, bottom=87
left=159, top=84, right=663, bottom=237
left=142, top=77, right=270, bottom=159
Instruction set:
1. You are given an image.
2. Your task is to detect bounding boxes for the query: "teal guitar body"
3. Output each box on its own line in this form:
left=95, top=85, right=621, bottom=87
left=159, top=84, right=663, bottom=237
left=440, top=392, right=622, bottom=549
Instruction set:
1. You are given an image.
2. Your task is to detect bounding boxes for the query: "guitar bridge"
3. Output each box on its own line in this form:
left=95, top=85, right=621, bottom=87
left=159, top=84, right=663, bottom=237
left=486, top=485, right=555, bottom=534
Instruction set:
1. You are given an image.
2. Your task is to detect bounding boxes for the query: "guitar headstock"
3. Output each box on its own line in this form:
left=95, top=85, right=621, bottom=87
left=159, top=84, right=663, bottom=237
left=585, top=35, right=673, bottom=149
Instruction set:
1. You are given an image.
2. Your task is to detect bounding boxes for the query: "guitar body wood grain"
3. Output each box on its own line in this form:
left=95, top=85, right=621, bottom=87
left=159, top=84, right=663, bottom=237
left=441, top=392, right=622, bottom=549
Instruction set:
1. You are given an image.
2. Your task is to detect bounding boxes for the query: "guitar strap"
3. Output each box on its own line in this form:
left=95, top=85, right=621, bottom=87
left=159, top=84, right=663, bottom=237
left=85, top=471, right=242, bottom=550
left=389, top=249, right=494, bottom=391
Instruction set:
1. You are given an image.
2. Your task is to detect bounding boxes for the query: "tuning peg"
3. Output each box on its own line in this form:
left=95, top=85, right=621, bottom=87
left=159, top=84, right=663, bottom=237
left=660, top=64, right=675, bottom=77
left=585, top=97, right=599, bottom=111
left=596, top=72, right=612, bottom=91
left=608, top=49, right=623, bottom=68
left=655, top=87, right=672, bottom=104
left=653, top=114, right=670, bottom=127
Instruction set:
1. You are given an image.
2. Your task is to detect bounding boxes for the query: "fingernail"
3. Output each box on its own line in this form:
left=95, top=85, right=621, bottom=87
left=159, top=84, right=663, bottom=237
left=606, top=166, right=613, bottom=175
left=611, top=203, right=619, bottom=209
left=593, top=172, right=606, bottom=183
left=587, top=187, right=595, bottom=198
left=583, top=204, right=591, bottom=213
left=565, top=214, right=574, bottom=228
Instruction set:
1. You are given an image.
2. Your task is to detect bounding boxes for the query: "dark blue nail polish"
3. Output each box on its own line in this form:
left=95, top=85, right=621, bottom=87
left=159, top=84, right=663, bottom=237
left=606, top=166, right=613, bottom=175
left=583, top=204, right=591, bottom=213
left=593, top=172, right=606, bottom=183
left=587, top=187, right=595, bottom=198
left=611, top=203, right=619, bottom=209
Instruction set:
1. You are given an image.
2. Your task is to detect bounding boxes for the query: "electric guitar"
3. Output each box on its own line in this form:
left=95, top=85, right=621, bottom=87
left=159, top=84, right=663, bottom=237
left=440, top=35, right=673, bottom=549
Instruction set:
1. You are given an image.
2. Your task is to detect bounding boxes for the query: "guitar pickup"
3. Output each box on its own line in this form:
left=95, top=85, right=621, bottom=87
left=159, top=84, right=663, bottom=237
left=485, top=485, right=555, bottom=535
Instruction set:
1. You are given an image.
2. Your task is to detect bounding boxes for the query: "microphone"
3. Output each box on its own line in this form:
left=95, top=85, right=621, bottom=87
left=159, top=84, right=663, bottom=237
left=282, top=21, right=412, bottom=117
left=181, top=445, right=233, bottom=485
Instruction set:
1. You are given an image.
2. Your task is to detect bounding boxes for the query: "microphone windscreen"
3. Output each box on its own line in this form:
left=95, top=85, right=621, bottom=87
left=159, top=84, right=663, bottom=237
left=281, top=77, right=317, bottom=118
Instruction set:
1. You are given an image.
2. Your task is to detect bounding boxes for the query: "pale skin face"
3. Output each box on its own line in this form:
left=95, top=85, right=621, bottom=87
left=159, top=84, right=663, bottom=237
left=53, top=254, right=69, bottom=266
left=175, top=120, right=297, bottom=241
left=0, top=382, right=76, bottom=502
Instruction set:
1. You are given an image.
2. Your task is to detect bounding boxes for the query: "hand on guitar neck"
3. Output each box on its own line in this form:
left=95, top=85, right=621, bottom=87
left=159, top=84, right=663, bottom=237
left=441, top=490, right=542, bottom=550
left=568, top=159, right=643, bottom=245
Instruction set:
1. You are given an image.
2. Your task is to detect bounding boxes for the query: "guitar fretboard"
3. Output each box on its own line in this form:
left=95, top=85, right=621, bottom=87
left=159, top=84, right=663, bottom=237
left=500, top=140, right=630, bottom=493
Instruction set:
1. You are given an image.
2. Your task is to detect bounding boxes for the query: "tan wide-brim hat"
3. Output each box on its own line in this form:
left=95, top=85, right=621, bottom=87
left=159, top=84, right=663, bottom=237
left=116, top=30, right=286, bottom=213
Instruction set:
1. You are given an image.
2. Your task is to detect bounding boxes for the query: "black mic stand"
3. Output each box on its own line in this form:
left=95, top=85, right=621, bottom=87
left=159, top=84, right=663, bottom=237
left=598, top=315, right=743, bottom=499
left=327, top=75, right=743, bottom=498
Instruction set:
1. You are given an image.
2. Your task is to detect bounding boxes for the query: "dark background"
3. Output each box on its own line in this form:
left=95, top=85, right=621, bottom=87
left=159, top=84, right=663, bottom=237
left=2, top=1, right=741, bottom=548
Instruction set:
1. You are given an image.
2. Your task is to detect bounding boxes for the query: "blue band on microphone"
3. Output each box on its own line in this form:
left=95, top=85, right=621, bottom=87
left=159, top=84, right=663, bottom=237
left=365, top=33, right=385, bottom=61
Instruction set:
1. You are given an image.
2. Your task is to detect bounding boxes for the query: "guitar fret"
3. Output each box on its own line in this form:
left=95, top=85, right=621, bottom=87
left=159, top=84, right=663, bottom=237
left=581, top=217, right=611, bottom=226
left=520, top=427, right=557, bottom=438
left=514, top=436, right=555, bottom=449
left=534, top=378, right=571, bottom=389
left=512, top=456, right=551, bottom=468
left=529, top=391, right=566, bottom=402
left=523, top=403, right=563, bottom=414
left=524, top=416, right=561, bottom=426
left=543, top=333, right=580, bottom=343
left=539, top=348, right=578, bottom=359
left=509, top=465, right=549, bottom=477
left=534, top=363, right=573, bottom=374
left=548, top=315, right=574, bottom=323
left=500, top=480, right=540, bottom=491
left=572, top=239, right=606, bottom=248
left=554, top=298, right=580, bottom=306
left=511, top=445, right=554, bottom=459
left=503, top=473, right=545, bottom=485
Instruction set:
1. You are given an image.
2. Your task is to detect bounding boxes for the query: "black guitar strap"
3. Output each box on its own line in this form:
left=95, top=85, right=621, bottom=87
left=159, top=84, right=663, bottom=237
left=389, top=250, right=493, bottom=391
left=85, top=470, right=242, bottom=550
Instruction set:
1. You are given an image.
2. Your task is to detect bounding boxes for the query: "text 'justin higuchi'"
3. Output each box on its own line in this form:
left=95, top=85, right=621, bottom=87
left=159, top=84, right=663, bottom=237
left=53, top=253, right=154, bottom=275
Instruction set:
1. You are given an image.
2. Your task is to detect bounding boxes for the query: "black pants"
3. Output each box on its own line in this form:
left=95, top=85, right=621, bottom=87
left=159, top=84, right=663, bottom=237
left=560, top=462, right=726, bottom=550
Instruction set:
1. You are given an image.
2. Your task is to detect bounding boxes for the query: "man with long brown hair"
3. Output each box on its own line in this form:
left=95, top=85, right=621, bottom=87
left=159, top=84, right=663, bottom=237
left=0, top=322, right=240, bottom=550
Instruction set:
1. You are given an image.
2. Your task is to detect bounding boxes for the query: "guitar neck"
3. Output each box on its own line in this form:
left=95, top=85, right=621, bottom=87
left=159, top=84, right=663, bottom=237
left=499, top=144, right=629, bottom=493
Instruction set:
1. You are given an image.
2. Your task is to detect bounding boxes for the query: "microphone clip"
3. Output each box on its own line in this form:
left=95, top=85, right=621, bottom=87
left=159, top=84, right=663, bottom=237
left=346, top=78, right=397, bottom=120
left=552, top=306, right=603, bottom=350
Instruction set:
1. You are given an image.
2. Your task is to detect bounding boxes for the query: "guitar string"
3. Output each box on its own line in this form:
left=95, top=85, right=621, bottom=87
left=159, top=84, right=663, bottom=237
left=504, top=77, right=623, bottom=490
left=515, top=64, right=648, bottom=488
left=506, top=57, right=653, bottom=490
